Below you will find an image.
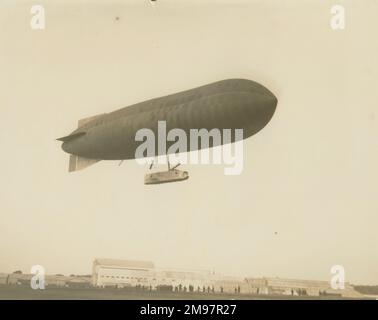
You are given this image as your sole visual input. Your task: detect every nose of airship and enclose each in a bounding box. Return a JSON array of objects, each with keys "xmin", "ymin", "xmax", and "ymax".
[
  {"xmin": 254, "ymin": 87, "xmax": 277, "ymax": 124},
  {"xmin": 256, "ymin": 83, "xmax": 277, "ymax": 109},
  {"xmin": 267, "ymin": 92, "xmax": 278, "ymax": 117},
  {"xmin": 242, "ymin": 83, "xmax": 277, "ymax": 135}
]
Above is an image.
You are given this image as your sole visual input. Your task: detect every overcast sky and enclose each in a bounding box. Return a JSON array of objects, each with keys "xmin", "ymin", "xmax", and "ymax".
[{"xmin": 0, "ymin": 0, "xmax": 377, "ymax": 285}]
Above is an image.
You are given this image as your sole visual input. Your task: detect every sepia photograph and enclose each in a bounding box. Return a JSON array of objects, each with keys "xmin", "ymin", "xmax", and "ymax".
[{"xmin": 0, "ymin": 0, "xmax": 377, "ymax": 311}]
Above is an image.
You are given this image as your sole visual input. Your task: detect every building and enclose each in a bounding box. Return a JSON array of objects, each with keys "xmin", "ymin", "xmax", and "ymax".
[
  {"xmin": 92, "ymin": 258, "xmax": 218, "ymax": 291},
  {"xmin": 3, "ymin": 273, "xmax": 91, "ymax": 288},
  {"xmin": 91, "ymin": 258, "xmax": 364, "ymax": 298},
  {"xmin": 211, "ymin": 275, "xmax": 249, "ymax": 294},
  {"xmin": 92, "ymin": 258, "xmax": 155, "ymax": 288},
  {"xmin": 0, "ymin": 273, "xmax": 9, "ymax": 285},
  {"xmin": 246, "ymin": 277, "xmax": 363, "ymax": 298},
  {"xmin": 92, "ymin": 258, "xmax": 249, "ymax": 294},
  {"xmin": 7, "ymin": 273, "xmax": 32, "ymax": 286}
]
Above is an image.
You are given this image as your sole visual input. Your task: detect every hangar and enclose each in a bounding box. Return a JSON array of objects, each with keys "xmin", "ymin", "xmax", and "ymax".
[{"xmin": 92, "ymin": 258, "xmax": 155, "ymax": 288}]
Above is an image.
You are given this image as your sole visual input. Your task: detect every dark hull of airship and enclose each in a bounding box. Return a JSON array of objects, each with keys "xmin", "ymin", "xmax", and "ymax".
[{"xmin": 60, "ymin": 79, "xmax": 277, "ymax": 160}]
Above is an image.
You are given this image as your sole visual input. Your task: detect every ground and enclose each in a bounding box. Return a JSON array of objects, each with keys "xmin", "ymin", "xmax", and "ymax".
[{"xmin": 0, "ymin": 285, "xmax": 367, "ymax": 300}]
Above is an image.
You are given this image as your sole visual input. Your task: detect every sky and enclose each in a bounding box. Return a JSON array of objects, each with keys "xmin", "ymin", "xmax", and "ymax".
[{"xmin": 0, "ymin": 0, "xmax": 377, "ymax": 285}]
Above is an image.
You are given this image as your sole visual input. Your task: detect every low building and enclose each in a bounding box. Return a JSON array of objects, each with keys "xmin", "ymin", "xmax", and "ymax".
[
  {"xmin": 0, "ymin": 273, "xmax": 9, "ymax": 285},
  {"xmin": 212, "ymin": 275, "xmax": 249, "ymax": 294},
  {"xmin": 45, "ymin": 275, "xmax": 70, "ymax": 287},
  {"xmin": 246, "ymin": 277, "xmax": 363, "ymax": 298},
  {"xmin": 66, "ymin": 276, "xmax": 91, "ymax": 288}
]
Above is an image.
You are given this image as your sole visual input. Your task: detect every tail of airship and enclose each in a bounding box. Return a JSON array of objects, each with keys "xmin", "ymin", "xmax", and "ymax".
[
  {"xmin": 68, "ymin": 154, "xmax": 99, "ymax": 172},
  {"xmin": 58, "ymin": 114, "xmax": 105, "ymax": 172}
]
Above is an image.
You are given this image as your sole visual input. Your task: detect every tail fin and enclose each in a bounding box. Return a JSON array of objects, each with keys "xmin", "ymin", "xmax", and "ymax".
[
  {"xmin": 69, "ymin": 155, "xmax": 100, "ymax": 172},
  {"xmin": 57, "ymin": 131, "xmax": 86, "ymax": 142},
  {"xmin": 78, "ymin": 113, "xmax": 106, "ymax": 127},
  {"xmin": 60, "ymin": 113, "xmax": 105, "ymax": 172},
  {"xmin": 57, "ymin": 114, "xmax": 106, "ymax": 141}
]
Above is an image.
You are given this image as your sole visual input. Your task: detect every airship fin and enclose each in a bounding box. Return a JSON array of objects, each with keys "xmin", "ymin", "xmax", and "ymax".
[
  {"xmin": 69, "ymin": 155, "xmax": 100, "ymax": 172},
  {"xmin": 56, "ymin": 131, "xmax": 86, "ymax": 142},
  {"xmin": 78, "ymin": 113, "xmax": 106, "ymax": 128}
]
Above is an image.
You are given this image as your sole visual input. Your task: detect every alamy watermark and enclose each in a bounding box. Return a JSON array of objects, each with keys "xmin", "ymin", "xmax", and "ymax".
[
  {"xmin": 330, "ymin": 265, "xmax": 345, "ymax": 290},
  {"xmin": 30, "ymin": 265, "xmax": 45, "ymax": 289},
  {"xmin": 330, "ymin": 5, "xmax": 346, "ymax": 30},
  {"xmin": 135, "ymin": 121, "xmax": 244, "ymax": 175},
  {"xmin": 30, "ymin": 5, "xmax": 45, "ymax": 30}
]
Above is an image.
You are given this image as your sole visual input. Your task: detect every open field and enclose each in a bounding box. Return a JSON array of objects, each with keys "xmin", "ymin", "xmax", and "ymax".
[{"xmin": 0, "ymin": 285, "xmax": 369, "ymax": 300}]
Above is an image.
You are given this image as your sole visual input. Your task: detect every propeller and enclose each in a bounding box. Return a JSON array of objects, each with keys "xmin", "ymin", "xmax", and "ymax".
[{"xmin": 149, "ymin": 160, "xmax": 154, "ymax": 170}]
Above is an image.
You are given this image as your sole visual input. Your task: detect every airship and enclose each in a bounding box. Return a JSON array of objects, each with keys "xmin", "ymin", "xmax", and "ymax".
[{"xmin": 57, "ymin": 78, "xmax": 277, "ymax": 184}]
